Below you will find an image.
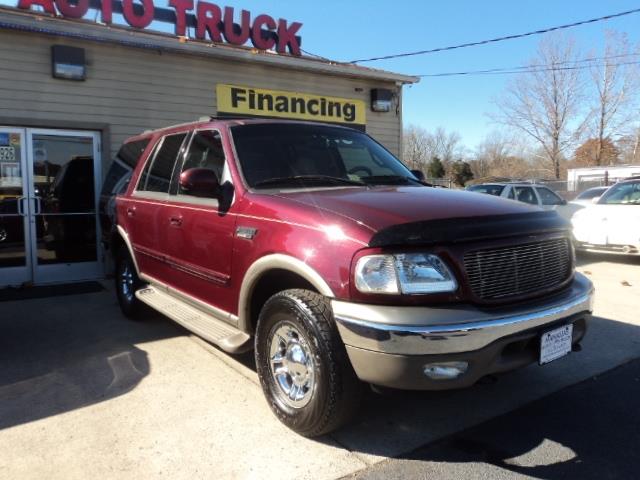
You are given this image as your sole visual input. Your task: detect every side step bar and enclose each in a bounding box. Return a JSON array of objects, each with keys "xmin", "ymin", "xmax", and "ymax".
[{"xmin": 136, "ymin": 286, "xmax": 251, "ymax": 353}]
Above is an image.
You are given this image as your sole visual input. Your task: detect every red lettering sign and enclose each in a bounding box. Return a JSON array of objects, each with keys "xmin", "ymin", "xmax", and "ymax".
[
  {"xmin": 195, "ymin": 1, "xmax": 222, "ymax": 42},
  {"xmin": 169, "ymin": 0, "xmax": 193, "ymax": 36},
  {"xmin": 16, "ymin": 0, "xmax": 303, "ymax": 56},
  {"xmin": 251, "ymin": 14, "xmax": 276, "ymax": 50},
  {"xmin": 17, "ymin": 0, "xmax": 55, "ymax": 15},
  {"xmin": 122, "ymin": 0, "xmax": 154, "ymax": 29},
  {"xmin": 55, "ymin": 0, "xmax": 89, "ymax": 18}
]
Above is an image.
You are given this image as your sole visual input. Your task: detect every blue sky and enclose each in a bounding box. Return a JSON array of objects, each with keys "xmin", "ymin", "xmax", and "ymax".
[{"xmin": 4, "ymin": 0, "xmax": 640, "ymax": 149}]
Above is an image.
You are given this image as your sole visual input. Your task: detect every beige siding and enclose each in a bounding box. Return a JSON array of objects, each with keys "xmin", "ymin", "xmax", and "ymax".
[{"xmin": 0, "ymin": 30, "xmax": 402, "ymax": 172}]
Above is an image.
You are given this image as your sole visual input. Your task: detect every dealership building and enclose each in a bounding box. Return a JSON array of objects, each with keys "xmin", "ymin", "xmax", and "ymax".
[{"xmin": 0, "ymin": 3, "xmax": 417, "ymax": 287}]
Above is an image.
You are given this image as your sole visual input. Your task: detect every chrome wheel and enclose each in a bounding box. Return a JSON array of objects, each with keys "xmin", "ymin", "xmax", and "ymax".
[
  {"xmin": 268, "ymin": 323, "xmax": 316, "ymax": 408},
  {"xmin": 119, "ymin": 261, "xmax": 135, "ymax": 303}
]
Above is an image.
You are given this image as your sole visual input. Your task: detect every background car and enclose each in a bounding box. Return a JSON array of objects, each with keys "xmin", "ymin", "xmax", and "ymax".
[
  {"xmin": 572, "ymin": 179, "xmax": 640, "ymax": 255},
  {"xmin": 467, "ymin": 183, "xmax": 568, "ymax": 211}
]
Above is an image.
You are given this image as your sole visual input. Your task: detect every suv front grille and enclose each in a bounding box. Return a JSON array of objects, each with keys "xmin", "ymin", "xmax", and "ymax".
[{"xmin": 463, "ymin": 237, "xmax": 572, "ymax": 300}]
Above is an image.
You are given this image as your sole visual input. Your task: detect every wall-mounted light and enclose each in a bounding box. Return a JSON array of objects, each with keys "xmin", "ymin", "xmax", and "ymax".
[
  {"xmin": 370, "ymin": 88, "xmax": 393, "ymax": 112},
  {"xmin": 51, "ymin": 45, "xmax": 86, "ymax": 81}
]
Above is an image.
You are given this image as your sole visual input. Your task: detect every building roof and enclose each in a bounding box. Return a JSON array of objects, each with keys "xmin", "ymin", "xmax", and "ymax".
[{"xmin": 0, "ymin": 7, "xmax": 419, "ymax": 85}]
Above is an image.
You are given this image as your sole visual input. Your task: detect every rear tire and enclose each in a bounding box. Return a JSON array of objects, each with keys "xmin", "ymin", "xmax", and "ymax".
[
  {"xmin": 255, "ymin": 289, "xmax": 362, "ymax": 437},
  {"xmin": 115, "ymin": 248, "xmax": 146, "ymax": 320}
]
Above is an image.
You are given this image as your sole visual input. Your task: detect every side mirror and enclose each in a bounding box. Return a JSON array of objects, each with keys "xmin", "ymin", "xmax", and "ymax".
[
  {"xmin": 179, "ymin": 168, "xmax": 220, "ymax": 198},
  {"xmin": 591, "ymin": 196, "xmax": 601, "ymax": 204},
  {"xmin": 559, "ymin": 199, "xmax": 567, "ymax": 205},
  {"xmin": 410, "ymin": 169, "xmax": 426, "ymax": 181}
]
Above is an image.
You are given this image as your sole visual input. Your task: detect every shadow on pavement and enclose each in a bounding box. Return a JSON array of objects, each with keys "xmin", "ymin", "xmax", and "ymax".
[
  {"xmin": 350, "ymin": 357, "xmax": 640, "ymax": 479},
  {"xmin": 325, "ymin": 314, "xmax": 640, "ymax": 479},
  {"xmin": 0, "ymin": 290, "xmax": 182, "ymax": 430}
]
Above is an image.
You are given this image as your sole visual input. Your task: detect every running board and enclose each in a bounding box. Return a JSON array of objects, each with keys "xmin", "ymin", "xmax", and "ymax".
[{"xmin": 135, "ymin": 286, "xmax": 251, "ymax": 353}]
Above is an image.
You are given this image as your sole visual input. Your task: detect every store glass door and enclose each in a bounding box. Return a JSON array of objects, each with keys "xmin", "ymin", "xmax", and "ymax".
[
  {"xmin": 0, "ymin": 128, "xmax": 30, "ymax": 285},
  {"xmin": 0, "ymin": 127, "xmax": 102, "ymax": 286}
]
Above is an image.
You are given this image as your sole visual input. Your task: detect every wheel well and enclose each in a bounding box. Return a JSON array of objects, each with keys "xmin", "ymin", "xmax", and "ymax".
[
  {"xmin": 110, "ymin": 231, "xmax": 127, "ymax": 258},
  {"xmin": 249, "ymin": 269, "xmax": 318, "ymax": 332}
]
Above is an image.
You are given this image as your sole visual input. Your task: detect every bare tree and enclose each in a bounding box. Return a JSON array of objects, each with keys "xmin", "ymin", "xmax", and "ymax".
[
  {"xmin": 402, "ymin": 125, "xmax": 430, "ymax": 170},
  {"xmin": 493, "ymin": 34, "xmax": 584, "ymax": 179},
  {"xmin": 585, "ymin": 32, "xmax": 640, "ymax": 166},
  {"xmin": 472, "ymin": 131, "xmax": 534, "ymax": 179}
]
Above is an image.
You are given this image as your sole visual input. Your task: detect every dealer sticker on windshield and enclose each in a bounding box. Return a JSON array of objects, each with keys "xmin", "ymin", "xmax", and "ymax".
[{"xmin": 540, "ymin": 324, "xmax": 573, "ymax": 365}]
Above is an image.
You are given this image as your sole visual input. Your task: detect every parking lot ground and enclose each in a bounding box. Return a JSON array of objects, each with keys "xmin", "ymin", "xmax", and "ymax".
[
  {"xmin": 0, "ymin": 252, "xmax": 639, "ymax": 480},
  {"xmin": 343, "ymin": 357, "xmax": 640, "ymax": 480}
]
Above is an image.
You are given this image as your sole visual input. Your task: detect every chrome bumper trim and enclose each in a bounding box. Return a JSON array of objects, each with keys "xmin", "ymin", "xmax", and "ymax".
[{"xmin": 333, "ymin": 273, "xmax": 594, "ymax": 355}]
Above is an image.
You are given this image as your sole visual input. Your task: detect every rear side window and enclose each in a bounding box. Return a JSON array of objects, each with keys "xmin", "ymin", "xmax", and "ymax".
[
  {"xmin": 514, "ymin": 186, "xmax": 538, "ymax": 205},
  {"xmin": 138, "ymin": 133, "xmax": 187, "ymax": 193},
  {"xmin": 101, "ymin": 139, "xmax": 150, "ymax": 196},
  {"xmin": 536, "ymin": 187, "xmax": 563, "ymax": 205}
]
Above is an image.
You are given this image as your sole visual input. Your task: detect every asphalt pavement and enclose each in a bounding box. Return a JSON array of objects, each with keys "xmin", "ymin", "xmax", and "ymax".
[
  {"xmin": 343, "ymin": 357, "xmax": 640, "ymax": 479},
  {"xmin": 0, "ymin": 252, "xmax": 638, "ymax": 479}
]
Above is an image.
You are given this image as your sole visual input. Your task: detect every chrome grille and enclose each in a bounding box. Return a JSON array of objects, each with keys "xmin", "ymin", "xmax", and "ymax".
[{"xmin": 464, "ymin": 237, "xmax": 572, "ymax": 300}]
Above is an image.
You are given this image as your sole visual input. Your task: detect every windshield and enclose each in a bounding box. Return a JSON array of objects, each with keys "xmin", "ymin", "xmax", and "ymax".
[
  {"xmin": 230, "ymin": 123, "xmax": 416, "ymax": 189},
  {"xmin": 467, "ymin": 184, "xmax": 505, "ymax": 196},
  {"xmin": 597, "ymin": 181, "xmax": 640, "ymax": 205}
]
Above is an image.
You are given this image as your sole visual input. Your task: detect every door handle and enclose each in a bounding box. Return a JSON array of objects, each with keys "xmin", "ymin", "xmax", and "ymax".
[
  {"xmin": 32, "ymin": 196, "xmax": 42, "ymax": 215},
  {"xmin": 169, "ymin": 216, "xmax": 183, "ymax": 227},
  {"xmin": 16, "ymin": 196, "xmax": 26, "ymax": 216},
  {"xmin": 127, "ymin": 207, "xmax": 136, "ymax": 218}
]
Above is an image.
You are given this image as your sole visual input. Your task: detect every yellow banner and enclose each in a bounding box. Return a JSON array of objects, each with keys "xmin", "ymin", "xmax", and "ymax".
[{"xmin": 216, "ymin": 84, "xmax": 366, "ymax": 126}]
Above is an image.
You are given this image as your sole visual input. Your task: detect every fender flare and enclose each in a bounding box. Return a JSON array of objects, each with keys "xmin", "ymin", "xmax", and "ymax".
[
  {"xmin": 114, "ymin": 225, "xmax": 141, "ymax": 275},
  {"xmin": 237, "ymin": 254, "xmax": 335, "ymax": 332}
]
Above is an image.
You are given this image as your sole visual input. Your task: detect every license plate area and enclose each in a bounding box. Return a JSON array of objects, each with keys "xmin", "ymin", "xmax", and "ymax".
[{"xmin": 539, "ymin": 324, "xmax": 573, "ymax": 365}]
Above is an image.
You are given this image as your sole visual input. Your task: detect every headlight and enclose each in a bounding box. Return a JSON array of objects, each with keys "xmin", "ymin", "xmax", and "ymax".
[{"xmin": 354, "ymin": 253, "xmax": 457, "ymax": 294}]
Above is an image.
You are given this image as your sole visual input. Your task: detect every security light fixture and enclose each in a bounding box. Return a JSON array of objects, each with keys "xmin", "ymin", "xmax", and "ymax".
[
  {"xmin": 370, "ymin": 88, "xmax": 392, "ymax": 112},
  {"xmin": 51, "ymin": 45, "xmax": 86, "ymax": 81}
]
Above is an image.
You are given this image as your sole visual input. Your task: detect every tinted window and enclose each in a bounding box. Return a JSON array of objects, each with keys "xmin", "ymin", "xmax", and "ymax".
[
  {"xmin": 231, "ymin": 124, "xmax": 413, "ymax": 188},
  {"xmin": 467, "ymin": 184, "xmax": 505, "ymax": 196},
  {"xmin": 180, "ymin": 131, "xmax": 225, "ymax": 190},
  {"xmin": 138, "ymin": 134, "xmax": 186, "ymax": 193},
  {"xmin": 598, "ymin": 181, "xmax": 640, "ymax": 205},
  {"xmin": 576, "ymin": 187, "xmax": 607, "ymax": 200},
  {"xmin": 514, "ymin": 186, "xmax": 538, "ymax": 205},
  {"xmin": 536, "ymin": 187, "xmax": 563, "ymax": 205},
  {"xmin": 101, "ymin": 139, "xmax": 150, "ymax": 197}
]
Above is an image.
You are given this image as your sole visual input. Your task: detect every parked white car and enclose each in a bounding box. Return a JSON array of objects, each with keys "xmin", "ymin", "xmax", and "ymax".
[
  {"xmin": 559, "ymin": 186, "xmax": 611, "ymax": 221},
  {"xmin": 467, "ymin": 183, "xmax": 568, "ymax": 210},
  {"xmin": 572, "ymin": 179, "xmax": 640, "ymax": 255}
]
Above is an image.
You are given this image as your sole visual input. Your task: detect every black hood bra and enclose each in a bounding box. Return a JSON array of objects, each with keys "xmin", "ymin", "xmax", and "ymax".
[{"xmin": 369, "ymin": 211, "xmax": 571, "ymax": 248}]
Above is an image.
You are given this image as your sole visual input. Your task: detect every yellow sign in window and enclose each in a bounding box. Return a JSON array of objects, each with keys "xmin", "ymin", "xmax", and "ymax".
[{"xmin": 216, "ymin": 84, "xmax": 366, "ymax": 126}]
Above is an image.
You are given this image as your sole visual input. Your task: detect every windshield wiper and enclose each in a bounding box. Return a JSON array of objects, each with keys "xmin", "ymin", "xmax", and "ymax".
[
  {"xmin": 253, "ymin": 175, "xmax": 366, "ymax": 188},
  {"xmin": 361, "ymin": 175, "xmax": 430, "ymax": 186}
]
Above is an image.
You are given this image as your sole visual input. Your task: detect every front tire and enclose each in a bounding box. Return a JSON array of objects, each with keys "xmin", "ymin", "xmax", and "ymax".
[
  {"xmin": 255, "ymin": 289, "xmax": 362, "ymax": 437},
  {"xmin": 115, "ymin": 248, "xmax": 146, "ymax": 320}
]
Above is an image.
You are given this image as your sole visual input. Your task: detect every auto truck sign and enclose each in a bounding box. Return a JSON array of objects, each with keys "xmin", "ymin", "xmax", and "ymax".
[{"xmin": 17, "ymin": 0, "xmax": 303, "ymax": 55}]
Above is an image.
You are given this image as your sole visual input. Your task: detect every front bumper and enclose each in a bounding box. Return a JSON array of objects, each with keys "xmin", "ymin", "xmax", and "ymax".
[{"xmin": 332, "ymin": 273, "xmax": 594, "ymax": 390}]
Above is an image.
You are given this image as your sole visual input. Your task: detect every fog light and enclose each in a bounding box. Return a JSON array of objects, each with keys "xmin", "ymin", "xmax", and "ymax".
[{"xmin": 423, "ymin": 361, "xmax": 469, "ymax": 380}]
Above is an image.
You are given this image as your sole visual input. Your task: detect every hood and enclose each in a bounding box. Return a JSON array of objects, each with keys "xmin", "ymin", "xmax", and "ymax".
[{"xmin": 276, "ymin": 186, "xmax": 539, "ymax": 231}]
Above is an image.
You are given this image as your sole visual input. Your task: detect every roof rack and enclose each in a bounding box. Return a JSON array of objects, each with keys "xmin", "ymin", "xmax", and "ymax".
[{"xmin": 198, "ymin": 115, "xmax": 255, "ymax": 122}]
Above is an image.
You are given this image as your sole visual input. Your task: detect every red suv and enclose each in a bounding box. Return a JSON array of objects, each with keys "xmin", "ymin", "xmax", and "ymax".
[{"xmin": 102, "ymin": 118, "xmax": 594, "ymax": 437}]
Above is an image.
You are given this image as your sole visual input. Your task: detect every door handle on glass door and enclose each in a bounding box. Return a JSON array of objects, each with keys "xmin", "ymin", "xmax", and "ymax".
[
  {"xmin": 169, "ymin": 216, "xmax": 183, "ymax": 227},
  {"xmin": 16, "ymin": 196, "xmax": 26, "ymax": 216}
]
